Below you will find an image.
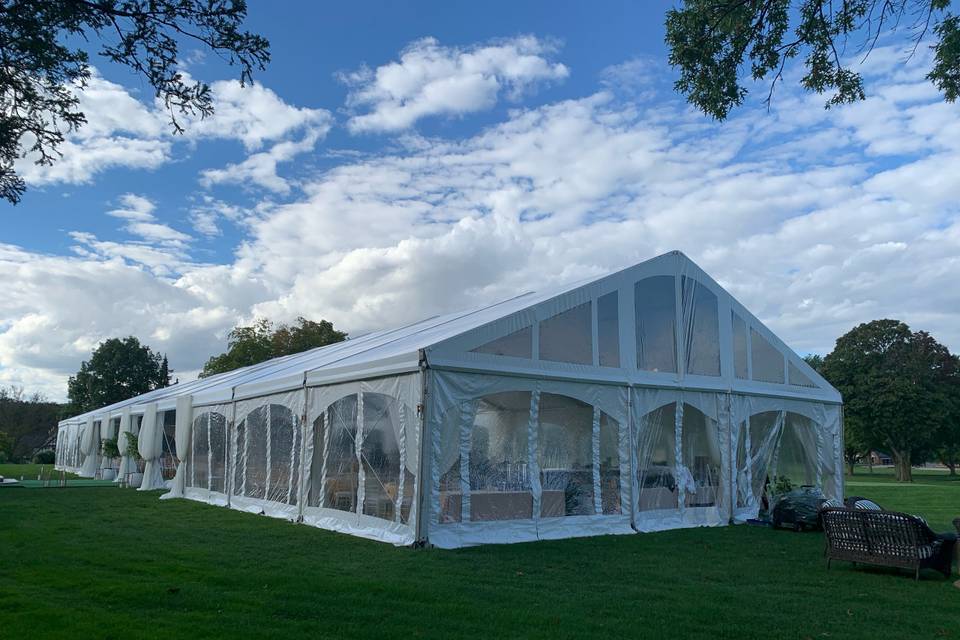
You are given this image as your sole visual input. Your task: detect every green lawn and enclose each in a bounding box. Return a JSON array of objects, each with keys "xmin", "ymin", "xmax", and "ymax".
[
  {"xmin": 0, "ymin": 463, "xmax": 80, "ymax": 481},
  {"xmin": 1, "ymin": 465, "xmax": 958, "ymax": 639},
  {"xmin": 845, "ymin": 466, "xmax": 960, "ymax": 530}
]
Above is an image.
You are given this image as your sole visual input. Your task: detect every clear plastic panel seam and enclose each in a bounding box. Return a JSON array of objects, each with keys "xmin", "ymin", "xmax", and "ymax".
[
  {"xmin": 591, "ymin": 406, "xmax": 601, "ymax": 515},
  {"xmin": 395, "ymin": 404, "xmax": 406, "ymax": 524},
  {"xmin": 297, "ymin": 384, "xmax": 309, "ymax": 520},
  {"xmin": 675, "ymin": 398, "xmax": 685, "ymax": 517},
  {"xmin": 528, "ymin": 389, "xmax": 542, "ymax": 528},
  {"xmin": 458, "ymin": 400, "xmax": 475, "ymax": 523},
  {"xmin": 355, "ymin": 392, "xmax": 365, "ymax": 515}
]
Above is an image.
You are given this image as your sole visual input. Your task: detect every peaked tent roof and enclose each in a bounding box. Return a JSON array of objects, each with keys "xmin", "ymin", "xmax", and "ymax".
[{"xmin": 59, "ymin": 250, "xmax": 839, "ymax": 426}]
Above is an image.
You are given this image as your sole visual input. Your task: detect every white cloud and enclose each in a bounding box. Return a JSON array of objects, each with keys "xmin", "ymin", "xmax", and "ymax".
[
  {"xmin": 189, "ymin": 197, "xmax": 244, "ymax": 237},
  {"xmin": 341, "ymin": 36, "xmax": 569, "ymax": 133},
  {"xmin": 187, "ymin": 78, "xmax": 333, "ymax": 150},
  {"xmin": 99, "ymin": 193, "xmax": 193, "ymax": 250},
  {"xmin": 124, "ymin": 221, "xmax": 192, "ymax": 245},
  {"xmin": 199, "ymin": 128, "xmax": 325, "ymax": 194},
  {"xmin": 15, "ymin": 69, "xmax": 333, "ymax": 189},
  {"xmin": 106, "ymin": 193, "xmax": 157, "ymax": 221},
  {"xmin": 69, "ymin": 232, "xmax": 188, "ymax": 278},
  {"xmin": 16, "ymin": 136, "xmax": 171, "ymax": 187},
  {"xmin": 4, "ymin": 41, "xmax": 960, "ymax": 402},
  {"xmin": 0, "ymin": 243, "xmax": 242, "ymax": 397}
]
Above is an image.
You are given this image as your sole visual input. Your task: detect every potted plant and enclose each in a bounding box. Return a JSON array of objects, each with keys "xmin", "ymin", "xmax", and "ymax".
[
  {"xmin": 770, "ymin": 474, "xmax": 791, "ymax": 495},
  {"xmin": 100, "ymin": 438, "xmax": 120, "ymax": 480},
  {"xmin": 124, "ymin": 432, "xmax": 143, "ymax": 488}
]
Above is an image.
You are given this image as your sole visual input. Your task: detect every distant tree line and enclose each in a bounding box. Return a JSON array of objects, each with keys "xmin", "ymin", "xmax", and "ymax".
[
  {"xmin": 807, "ymin": 319, "xmax": 960, "ymax": 482},
  {"xmin": 0, "ymin": 387, "xmax": 65, "ymax": 463}
]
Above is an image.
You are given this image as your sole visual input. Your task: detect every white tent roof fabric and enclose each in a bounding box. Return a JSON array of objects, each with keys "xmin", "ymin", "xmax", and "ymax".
[{"xmin": 55, "ymin": 251, "xmax": 843, "ymax": 548}]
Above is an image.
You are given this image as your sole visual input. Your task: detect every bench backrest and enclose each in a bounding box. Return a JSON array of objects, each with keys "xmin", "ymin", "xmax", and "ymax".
[{"xmin": 821, "ymin": 508, "xmax": 935, "ymax": 560}]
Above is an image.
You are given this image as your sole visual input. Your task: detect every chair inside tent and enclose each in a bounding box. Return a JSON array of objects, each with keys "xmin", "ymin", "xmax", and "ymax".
[{"xmin": 55, "ymin": 251, "xmax": 843, "ymax": 548}]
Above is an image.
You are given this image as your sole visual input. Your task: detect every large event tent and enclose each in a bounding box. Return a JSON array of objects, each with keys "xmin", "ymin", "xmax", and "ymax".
[{"xmin": 55, "ymin": 251, "xmax": 843, "ymax": 548}]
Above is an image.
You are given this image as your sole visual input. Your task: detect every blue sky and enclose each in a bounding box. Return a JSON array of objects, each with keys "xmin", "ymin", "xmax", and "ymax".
[
  {"xmin": 2, "ymin": 1, "xmax": 958, "ymax": 400},
  {"xmin": 9, "ymin": 0, "xmax": 670, "ymax": 256}
]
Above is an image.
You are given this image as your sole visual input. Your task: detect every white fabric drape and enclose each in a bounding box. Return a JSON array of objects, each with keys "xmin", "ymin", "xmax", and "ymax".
[
  {"xmin": 79, "ymin": 416, "xmax": 100, "ymax": 477},
  {"xmin": 115, "ymin": 407, "xmax": 136, "ymax": 483},
  {"xmin": 138, "ymin": 404, "xmax": 165, "ymax": 490},
  {"xmin": 163, "ymin": 395, "xmax": 193, "ymax": 499}
]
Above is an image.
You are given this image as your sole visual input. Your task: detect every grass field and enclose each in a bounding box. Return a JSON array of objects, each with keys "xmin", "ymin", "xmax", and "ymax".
[
  {"xmin": 0, "ymin": 463, "xmax": 80, "ymax": 481},
  {"xmin": 1, "ymin": 466, "xmax": 958, "ymax": 639}
]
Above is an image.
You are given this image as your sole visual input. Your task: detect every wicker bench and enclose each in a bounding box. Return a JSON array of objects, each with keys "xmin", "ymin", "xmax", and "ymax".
[{"xmin": 820, "ymin": 507, "xmax": 956, "ymax": 580}]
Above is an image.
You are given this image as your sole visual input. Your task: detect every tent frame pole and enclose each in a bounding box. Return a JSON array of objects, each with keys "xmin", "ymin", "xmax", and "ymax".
[{"xmin": 414, "ymin": 350, "xmax": 431, "ymax": 546}]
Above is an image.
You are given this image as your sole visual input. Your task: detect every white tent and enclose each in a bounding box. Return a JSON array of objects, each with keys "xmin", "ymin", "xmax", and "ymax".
[{"xmin": 55, "ymin": 251, "xmax": 842, "ymax": 547}]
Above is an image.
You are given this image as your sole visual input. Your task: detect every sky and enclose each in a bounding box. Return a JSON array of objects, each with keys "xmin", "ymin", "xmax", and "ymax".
[{"xmin": 2, "ymin": 1, "xmax": 958, "ymax": 402}]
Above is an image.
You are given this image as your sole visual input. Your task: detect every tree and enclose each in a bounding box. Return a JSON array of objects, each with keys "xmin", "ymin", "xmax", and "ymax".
[
  {"xmin": 820, "ymin": 319, "xmax": 958, "ymax": 482},
  {"xmin": 934, "ymin": 358, "xmax": 960, "ymax": 474},
  {"xmin": 159, "ymin": 355, "xmax": 172, "ymax": 386},
  {"xmin": 0, "ymin": 429, "xmax": 13, "ymax": 463},
  {"xmin": 1, "ymin": 0, "xmax": 270, "ymax": 204},
  {"xmin": 67, "ymin": 336, "xmax": 171, "ymax": 413},
  {"xmin": 201, "ymin": 317, "xmax": 348, "ymax": 377},
  {"xmin": 0, "ymin": 386, "xmax": 65, "ymax": 462},
  {"xmin": 802, "ymin": 353, "xmax": 824, "ymax": 371},
  {"xmin": 936, "ymin": 425, "xmax": 960, "ymax": 475},
  {"xmin": 665, "ymin": 0, "xmax": 960, "ymax": 120}
]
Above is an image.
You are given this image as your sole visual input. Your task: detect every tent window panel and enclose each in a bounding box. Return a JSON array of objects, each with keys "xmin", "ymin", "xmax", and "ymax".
[
  {"xmin": 161, "ymin": 410, "xmax": 177, "ymax": 480},
  {"xmin": 209, "ymin": 413, "xmax": 228, "ymax": 494},
  {"xmin": 437, "ymin": 403, "xmax": 463, "ymax": 524},
  {"xmin": 538, "ymin": 394, "xmax": 594, "ymax": 518},
  {"xmin": 751, "ymin": 329, "xmax": 785, "ymax": 383},
  {"xmin": 360, "ymin": 393, "xmax": 403, "ymax": 522},
  {"xmin": 399, "ymin": 404, "xmax": 418, "ymax": 525},
  {"xmin": 636, "ymin": 403, "xmax": 678, "ymax": 511},
  {"xmin": 233, "ymin": 420, "xmax": 246, "ymax": 496},
  {"xmin": 681, "ymin": 277, "xmax": 721, "ymax": 376},
  {"xmin": 189, "ymin": 414, "xmax": 210, "ymax": 490},
  {"xmin": 307, "ymin": 413, "xmax": 326, "ymax": 507},
  {"xmin": 469, "ymin": 391, "xmax": 532, "ymax": 522},
  {"xmin": 539, "ymin": 303, "xmax": 593, "ymax": 365},
  {"xmin": 438, "ymin": 459, "xmax": 461, "ymax": 523},
  {"xmin": 599, "ymin": 412, "xmax": 621, "ymax": 515},
  {"xmin": 244, "ymin": 408, "xmax": 269, "ymax": 500},
  {"xmin": 737, "ymin": 412, "xmax": 784, "ymax": 508},
  {"xmin": 776, "ymin": 413, "xmax": 818, "ymax": 489},
  {"xmin": 788, "ymin": 361, "xmax": 817, "ymax": 388},
  {"xmin": 681, "ymin": 405, "xmax": 722, "ymax": 508},
  {"xmin": 597, "ymin": 291, "xmax": 620, "ymax": 368},
  {"xmin": 635, "ymin": 276, "xmax": 677, "ymax": 373},
  {"xmin": 735, "ymin": 424, "xmax": 748, "ymax": 508},
  {"xmin": 400, "ymin": 468, "xmax": 415, "ymax": 523},
  {"xmin": 471, "ymin": 326, "xmax": 533, "ymax": 359},
  {"xmin": 323, "ymin": 395, "xmax": 359, "ymax": 513},
  {"xmin": 732, "ymin": 312, "xmax": 749, "ymax": 379},
  {"xmin": 267, "ymin": 405, "xmax": 298, "ymax": 506}
]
